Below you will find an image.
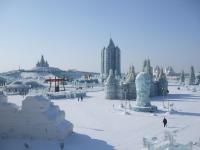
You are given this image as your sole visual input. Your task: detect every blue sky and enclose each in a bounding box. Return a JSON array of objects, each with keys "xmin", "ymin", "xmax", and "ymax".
[{"xmin": 0, "ymin": 0, "xmax": 200, "ymax": 73}]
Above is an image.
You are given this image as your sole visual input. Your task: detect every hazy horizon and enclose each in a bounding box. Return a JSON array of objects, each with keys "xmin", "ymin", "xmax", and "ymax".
[{"xmin": 0, "ymin": 0, "xmax": 200, "ymax": 73}]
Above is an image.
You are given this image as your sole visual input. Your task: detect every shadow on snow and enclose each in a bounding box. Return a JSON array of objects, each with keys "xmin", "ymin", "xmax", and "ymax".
[
  {"xmin": 65, "ymin": 132, "xmax": 114, "ymax": 150},
  {"xmin": 0, "ymin": 132, "xmax": 115, "ymax": 150},
  {"xmin": 152, "ymin": 94, "xmax": 200, "ymax": 102}
]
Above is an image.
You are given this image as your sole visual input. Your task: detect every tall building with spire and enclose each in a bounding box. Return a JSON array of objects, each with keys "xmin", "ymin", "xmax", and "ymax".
[
  {"xmin": 36, "ymin": 55, "xmax": 49, "ymax": 68},
  {"xmin": 101, "ymin": 38, "xmax": 121, "ymax": 79}
]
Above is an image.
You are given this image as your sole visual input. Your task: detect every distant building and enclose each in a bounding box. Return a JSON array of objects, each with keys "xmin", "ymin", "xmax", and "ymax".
[
  {"xmin": 101, "ymin": 38, "xmax": 121, "ymax": 79},
  {"xmin": 165, "ymin": 66, "xmax": 175, "ymax": 76},
  {"xmin": 36, "ymin": 55, "xmax": 49, "ymax": 68},
  {"xmin": 5, "ymin": 81, "xmax": 30, "ymax": 95},
  {"xmin": 0, "ymin": 76, "xmax": 6, "ymax": 86},
  {"xmin": 31, "ymin": 55, "xmax": 61, "ymax": 73}
]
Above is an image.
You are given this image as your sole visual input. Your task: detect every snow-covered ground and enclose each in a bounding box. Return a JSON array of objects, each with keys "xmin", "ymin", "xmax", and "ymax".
[{"xmin": 1, "ymin": 83, "xmax": 200, "ymax": 150}]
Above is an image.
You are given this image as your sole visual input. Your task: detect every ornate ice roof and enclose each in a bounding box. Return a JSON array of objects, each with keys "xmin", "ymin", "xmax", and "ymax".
[
  {"xmin": 125, "ymin": 65, "xmax": 136, "ymax": 83},
  {"xmin": 105, "ymin": 69, "xmax": 118, "ymax": 86}
]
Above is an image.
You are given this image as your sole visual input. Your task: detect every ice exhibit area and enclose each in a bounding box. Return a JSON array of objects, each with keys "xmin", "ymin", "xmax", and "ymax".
[
  {"xmin": 0, "ymin": 93, "xmax": 73, "ymax": 140},
  {"xmin": 1, "ymin": 82, "xmax": 200, "ymax": 150},
  {"xmin": 104, "ymin": 59, "xmax": 168, "ymax": 101}
]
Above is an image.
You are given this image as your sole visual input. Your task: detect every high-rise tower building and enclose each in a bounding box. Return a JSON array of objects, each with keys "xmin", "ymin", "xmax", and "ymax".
[{"xmin": 101, "ymin": 38, "xmax": 121, "ymax": 79}]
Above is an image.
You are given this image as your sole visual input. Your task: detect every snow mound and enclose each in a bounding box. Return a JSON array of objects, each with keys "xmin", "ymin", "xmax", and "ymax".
[{"xmin": 0, "ymin": 94, "xmax": 73, "ymax": 140}]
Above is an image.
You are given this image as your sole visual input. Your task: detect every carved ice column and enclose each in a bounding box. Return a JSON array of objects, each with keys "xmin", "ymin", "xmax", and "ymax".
[
  {"xmin": 124, "ymin": 65, "xmax": 136, "ymax": 100},
  {"xmin": 105, "ymin": 69, "xmax": 118, "ymax": 99},
  {"xmin": 133, "ymin": 72, "xmax": 157, "ymax": 112}
]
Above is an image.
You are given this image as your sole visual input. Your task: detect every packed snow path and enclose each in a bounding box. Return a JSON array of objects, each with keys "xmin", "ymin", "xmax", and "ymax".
[{"xmin": 1, "ymin": 83, "xmax": 200, "ymax": 150}]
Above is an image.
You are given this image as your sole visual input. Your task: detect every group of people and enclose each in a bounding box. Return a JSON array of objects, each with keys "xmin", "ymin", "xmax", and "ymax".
[{"xmin": 78, "ymin": 95, "xmax": 83, "ymax": 102}]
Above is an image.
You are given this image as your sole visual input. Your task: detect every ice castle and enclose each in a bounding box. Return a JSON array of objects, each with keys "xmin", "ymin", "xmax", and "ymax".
[{"xmin": 105, "ymin": 59, "xmax": 168, "ymax": 100}]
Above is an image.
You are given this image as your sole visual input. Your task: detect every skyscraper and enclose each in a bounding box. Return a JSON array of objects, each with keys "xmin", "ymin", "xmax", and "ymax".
[{"xmin": 101, "ymin": 38, "xmax": 121, "ymax": 79}]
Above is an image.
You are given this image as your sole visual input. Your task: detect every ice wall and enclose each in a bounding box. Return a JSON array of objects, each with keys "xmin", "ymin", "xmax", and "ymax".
[{"xmin": 0, "ymin": 94, "xmax": 73, "ymax": 140}]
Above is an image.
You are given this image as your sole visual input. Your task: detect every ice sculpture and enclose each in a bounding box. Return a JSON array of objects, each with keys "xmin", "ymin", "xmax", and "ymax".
[
  {"xmin": 124, "ymin": 65, "xmax": 136, "ymax": 99},
  {"xmin": 189, "ymin": 66, "xmax": 195, "ymax": 85},
  {"xmin": 105, "ymin": 69, "xmax": 120, "ymax": 99},
  {"xmin": 158, "ymin": 68, "xmax": 168, "ymax": 96},
  {"xmin": 104, "ymin": 61, "xmax": 168, "ymax": 100},
  {"xmin": 142, "ymin": 130, "xmax": 193, "ymax": 150},
  {"xmin": 133, "ymin": 72, "xmax": 157, "ymax": 112}
]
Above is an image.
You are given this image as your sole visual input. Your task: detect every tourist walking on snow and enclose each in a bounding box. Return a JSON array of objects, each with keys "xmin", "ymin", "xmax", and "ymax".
[
  {"xmin": 81, "ymin": 95, "xmax": 83, "ymax": 101},
  {"xmin": 163, "ymin": 117, "xmax": 167, "ymax": 127}
]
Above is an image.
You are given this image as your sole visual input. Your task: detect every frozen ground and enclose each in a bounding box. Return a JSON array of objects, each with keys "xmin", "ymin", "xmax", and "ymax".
[{"xmin": 1, "ymin": 83, "xmax": 200, "ymax": 150}]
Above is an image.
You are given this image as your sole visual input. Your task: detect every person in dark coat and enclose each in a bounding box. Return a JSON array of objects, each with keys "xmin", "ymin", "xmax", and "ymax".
[
  {"xmin": 60, "ymin": 142, "xmax": 64, "ymax": 150},
  {"xmin": 81, "ymin": 95, "xmax": 83, "ymax": 101},
  {"xmin": 24, "ymin": 142, "xmax": 29, "ymax": 149},
  {"xmin": 163, "ymin": 117, "xmax": 167, "ymax": 127}
]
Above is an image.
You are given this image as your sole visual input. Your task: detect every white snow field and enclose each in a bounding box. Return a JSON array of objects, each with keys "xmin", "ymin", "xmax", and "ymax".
[{"xmin": 0, "ymin": 83, "xmax": 200, "ymax": 150}]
